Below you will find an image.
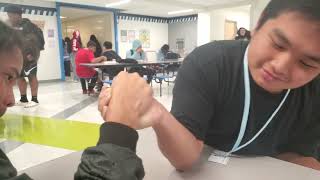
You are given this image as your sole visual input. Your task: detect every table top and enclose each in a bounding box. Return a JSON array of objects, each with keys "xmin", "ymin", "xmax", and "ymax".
[
  {"xmin": 19, "ymin": 146, "xmax": 320, "ymax": 180},
  {"xmin": 168, "ymin": 146, "xmax": 320, "ymax": 180},
  {"xmin": 20, "ymin": 151, "xmax": 82, "ymax": 180},
  {"xmin": 81, "ymin": 59, "xmax": 183, "ymax": 68}
]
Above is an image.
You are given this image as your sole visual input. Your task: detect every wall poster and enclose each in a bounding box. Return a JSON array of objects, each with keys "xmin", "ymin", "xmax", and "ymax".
[
  {"xmin": 139, "ymin": 29, "xmax": 150, "ymax": 48},
  {"xmin": 120, "ymin": 30, "xmax": 127, "ymax": 42},
  {"xmin": 128, "ymin": 30, "xmax": 136, "ymax": 43}
]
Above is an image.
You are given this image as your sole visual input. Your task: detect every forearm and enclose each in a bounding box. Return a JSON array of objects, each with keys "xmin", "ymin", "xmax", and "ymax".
[
  {"xmin": 277, "ymin": 152, "xmax": 320, "ymax": 171},
  {"xmin": 91, "ymin": 56, "xmax": 104, "ymax": 63},
  {"xmin": 152, "ymin": 106, "xmax": 203, "ymax": 171}
]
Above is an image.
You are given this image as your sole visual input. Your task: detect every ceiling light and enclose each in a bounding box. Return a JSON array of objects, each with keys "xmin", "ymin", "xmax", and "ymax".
[
  {"xmin": 60, "ymin": 16, "xmax": 67, "ymax": 19},
  {"xmin": 168, "ymin": 9, "xmax": 194, "ymax": 15},
  {"xmin": 106, "ymin": 0, "xmax": 131, "ymax": 7}
]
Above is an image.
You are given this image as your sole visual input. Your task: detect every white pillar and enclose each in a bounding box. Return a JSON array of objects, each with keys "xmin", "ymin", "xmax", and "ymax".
[
  {"xmin": 250, "ymin": 0, "xmax": 270, "ymax": 30},
  {"xmin": 197, "ymin": 12, "xmax": 211, "ymax": 46},
  {"xmin": 210, "ymin": 9, "xmax": 227, "ymax": 41}
]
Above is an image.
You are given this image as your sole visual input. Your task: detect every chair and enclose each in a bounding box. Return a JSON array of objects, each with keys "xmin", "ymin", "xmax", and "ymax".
[
  {"xmin": 103, "ymin": 79, "xmax": 113, "ymax": 86},
  {"xmin": 153, "ymin": 66, "xmax": 178, "ymax": 97}
]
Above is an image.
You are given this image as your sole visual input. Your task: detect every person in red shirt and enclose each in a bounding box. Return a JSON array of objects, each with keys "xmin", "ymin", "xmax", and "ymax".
[{"xmin": 75, "ymin": 41, "xmax": 106, "ymax": 95}]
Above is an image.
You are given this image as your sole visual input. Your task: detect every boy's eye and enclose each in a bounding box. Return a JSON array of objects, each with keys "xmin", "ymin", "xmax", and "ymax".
[
  {"xmin": 4, "ymin": 74, "xmax": 16, "ymax": 84},
  {"xmin": 300, "ymin": 60, "xmax": 318, "ymax": 69},
  {"xmin": 270, "ymin": 37, "xmax": 286, "ymax": 51},
  {"xmin": 7, "ymin": 75, "xmax": 14, "ymax": 80},
  {"xmin": 271, "ymin": 40, "xmax": 286, "ymax": 51}
]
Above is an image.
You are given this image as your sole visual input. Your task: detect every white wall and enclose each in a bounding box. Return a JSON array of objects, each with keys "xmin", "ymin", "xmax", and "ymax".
[
  {"xmin": 117, "ymin": 20, "xmax": 168, "ymax": 60},
  {"xmin": 169, "ymin": 21, "xmax": 197, "ymax": 56},
  {"xmin": 210, "ymin": 5, "xmax": 251, "ymax": 41},
  {"xmin": 197, "ymin": 12, "xmax": 211, "ymax": 46},
  {"xmin": 0, "ymin": 12, "xmax": 62, "ymax": 81},
  {"xmin": 209, "ymin": 10, "xmax": 225, "ymax": 41},
  {"xmin": 250, "ymin": 0, "xmax": 270, "ymax": 29}
]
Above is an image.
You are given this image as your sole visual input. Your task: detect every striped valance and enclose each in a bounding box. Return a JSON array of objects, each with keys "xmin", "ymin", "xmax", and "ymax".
[
  {"xmin": 168, "ymin": 15, "xmax": 198, "ymax": 24},
  {"xmin": 117, "ymin": 13, "xmax": 168, "ymax": 23},
  {"xmin": 0, "ymin": 3, "xmax": 56, "ymax": 16},
  {"xmin": 118, "ymin": 13, "xmax": 198, "ymax": 24}
]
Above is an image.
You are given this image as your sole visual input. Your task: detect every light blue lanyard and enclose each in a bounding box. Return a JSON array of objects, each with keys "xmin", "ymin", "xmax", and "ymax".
[{"xmin": 229, "ymin": 48, "xmax": 291, "ymax": 154}]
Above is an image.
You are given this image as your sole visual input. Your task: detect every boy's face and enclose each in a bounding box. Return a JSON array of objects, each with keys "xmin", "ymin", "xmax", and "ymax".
[
  {"xmin": 136, "ymin": 47, "xmax": 142, "ymax": 53},
  {"xmin": 239, "ymin": 28, "xmax": 246, "ymax": 36},
  {"xmin": 89, "ymin": 46, "xmax": 96, "ymax": 53},
  {"xmin": 248, "ymin": 12, "xmax": 320, "ymax": 93},
  {"xmin": 0, "ymin": 48, "xmax": 23, "ymax": 117},
  {"xmin": 7, "ymin": 12, "xmax": 22, "ymax": 27}
]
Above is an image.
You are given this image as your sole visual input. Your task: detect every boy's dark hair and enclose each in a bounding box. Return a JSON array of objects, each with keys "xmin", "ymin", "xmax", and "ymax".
[
  {"xmin": 103, "ymin": 41, "xmax": 113, "ymax": 49},
  {"xmin": 161, "ymin": 44, "xmax": 169, "ymax": 52},
  {"xmin": 0, "ymin": 21, "xmax": 23, "ymax": 55},
  {"xmin": 257, "ymin": 0, "xmax": 320, "ymax": 30},
  {"xmin": 4, "ymin": 4, "xmax": 23, "ymax": 15},
  {"xmin": 87, "ymin": 40, "xmax": 97, "ymax": 48}
]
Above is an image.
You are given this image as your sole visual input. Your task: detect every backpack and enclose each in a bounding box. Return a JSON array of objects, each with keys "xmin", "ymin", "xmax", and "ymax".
[
  {"xmin": 165, "ymin": 52, "xmax": 180, "ymax": 59},
  {"xmin": 118, "ymin": 58, "xmax": 138, "ymax": 64}
]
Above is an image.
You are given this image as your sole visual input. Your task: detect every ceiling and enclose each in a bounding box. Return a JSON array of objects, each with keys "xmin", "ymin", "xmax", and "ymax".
[{"xmin": 47, "ymin": 0, "xmax": 252, "ymax": 17}]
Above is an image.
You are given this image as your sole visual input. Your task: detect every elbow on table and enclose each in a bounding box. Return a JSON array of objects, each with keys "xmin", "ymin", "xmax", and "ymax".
[
  {"xmin": 173, "ymin": 162, "xmax": 195, "ymax": 172},
  {"xmin": 171, "ymin": 151, "xmax": 201, "ymax": 171}
]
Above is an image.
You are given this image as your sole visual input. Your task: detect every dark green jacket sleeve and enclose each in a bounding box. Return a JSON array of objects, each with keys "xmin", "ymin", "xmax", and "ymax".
[
  {"xmin": 74, "ymin": 122, "xmax": 145, "ymax": 180},
  {"xmin": 0, "ymin": 149, "xmax": 32, "ymax": 180}
]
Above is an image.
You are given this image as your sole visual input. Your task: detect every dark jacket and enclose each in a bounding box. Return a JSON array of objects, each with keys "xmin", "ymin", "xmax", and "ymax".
[
  {"xmin": 102, "ymin": 50, "xmax": 122, "ymax": 62},
  {"xmin": 0, "ymin": 122, "xmax": 144, "ymax": 180},
  {"xmin": 15, "ymin": 18, "xmax": 44, "ymax": 66},
  {"xmin": 19, "ymin": 18, "xmax": 45, "ymax": 51},
  {"xmin": 101, "ymin": 50, "xmax": 123, "ymax": 79}
]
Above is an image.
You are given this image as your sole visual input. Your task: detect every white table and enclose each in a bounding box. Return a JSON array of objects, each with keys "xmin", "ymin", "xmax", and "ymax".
[
  {"xmin": 169, "ymin": 146, "xmax": 320, "ymax": 180},
  {"xmin": 80, "ymin": 59, "xmax": 184, "ymax": 68},
  {"xmin": 20, "ymin": 146, "xmax": 320, "ymax": 180}
]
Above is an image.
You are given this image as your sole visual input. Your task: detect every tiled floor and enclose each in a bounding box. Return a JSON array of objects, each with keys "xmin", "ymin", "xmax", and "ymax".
[
  {"xmin": 0, "ymin": 80, "xmax": 176, "ymax": 179},
  {"xmin": 7, "ymin": 143, "xmax": 74, "ymax": 171}
]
